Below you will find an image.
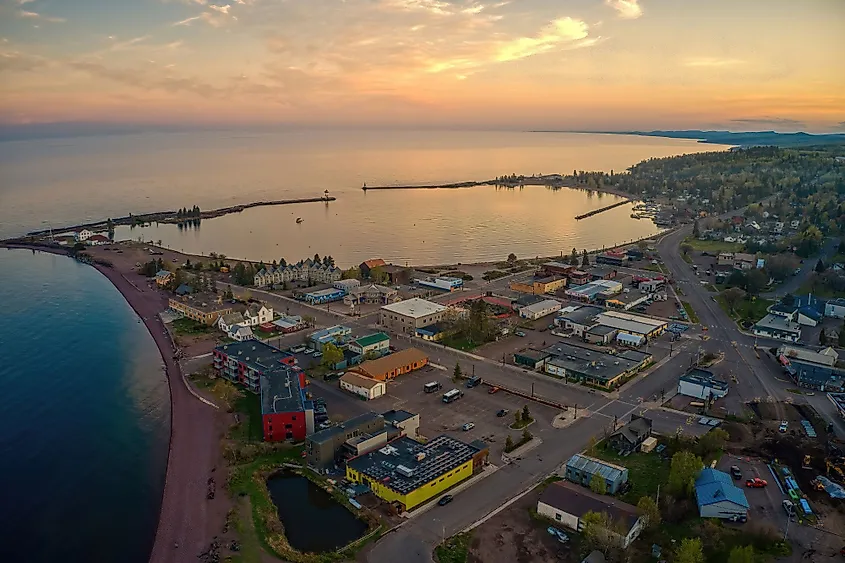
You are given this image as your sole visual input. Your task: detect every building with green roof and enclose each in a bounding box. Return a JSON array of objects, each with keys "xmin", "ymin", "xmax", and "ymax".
[{"xmin": 348, "ymin": 332, "xmax": 390, "ymax": 358}]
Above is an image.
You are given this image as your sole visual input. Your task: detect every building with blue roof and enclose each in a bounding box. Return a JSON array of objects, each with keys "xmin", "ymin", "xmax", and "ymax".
[
  {"xmin": 694, "ymin": 468, "xmax": 749, "ymax": 519},
  {"xmin": 564, "ymin": 454, "xmax": 629, "ymax": 494}
]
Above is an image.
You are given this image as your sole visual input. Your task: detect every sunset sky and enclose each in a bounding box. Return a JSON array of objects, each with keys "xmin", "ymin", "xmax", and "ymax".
[{"xmin": 0, "ymin": 0, "xmax": 843, "ymax": 131}]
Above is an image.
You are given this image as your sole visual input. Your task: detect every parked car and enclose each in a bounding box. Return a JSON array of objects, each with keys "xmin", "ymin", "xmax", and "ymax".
[
  {"xmin": 496, "ymin": 409, "xmax": 509, "ymax": 417},
  {"xmin": 313, "ymin": 351, "xmax": 323, "ymax": 358},
  {"xmin": 546, "ymin": 526, "xmax": 569, "ymax": 543},
  {"xmin": 462, "ymin": 422, "xmax": 475, "ymax": 431},
  {"xmin": 782, "ymin": 499, "xmax": 795, "ymax": 516},
  {"xmin": 730, "ymin": 465, "xmax": 742, "ymax": 480},
  {"xmin": 303, "ymin": 348, "xmax": 315, "ymax": 355},
  {"xmin": 779, "ymin": 421, "xmax": 789, "ymax": 433},
  {"xmin": 515, "ymin": 330, "xmax": 526, "ymax": 337},
  {"xmin": 728, "ymin": 514, "xmax": 748, "ymax": 523},
  {"xmin": 438, "ymin": 495, "xmax": 453, "ymax": 506},
  {"xmin": 488, "ymin": 387, "xmax": 500, "ymax": 394},
  {"xmin": 318, "ymin": 421, "xmax": 332, "ymax": 430}
]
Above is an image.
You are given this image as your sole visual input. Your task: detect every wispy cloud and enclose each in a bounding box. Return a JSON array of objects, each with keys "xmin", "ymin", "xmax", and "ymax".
[
  {"xmin": 17, "ymin": 10, "xmax": 66, "ymax": 23},
  {"xmin": 684, "ymin": 57, "xmax": 745, "ymax": 68},
  {"xmin": 605, "ymin": 0, "xmax": 642, "ymax": 20},
  {"xmin": 208, "ymin": 4, "xmax": 231, "ymax": 14},
  {"xmin": 496, "ymin": 17, "xmax": 595, "ymax": 62},
  {"xmin": 383, "ymin": 0, "xmax": 452, "ymax": 15},
  {"xmin": 173, "ymin": 15, "xmax": 202, "ymax": 26}
]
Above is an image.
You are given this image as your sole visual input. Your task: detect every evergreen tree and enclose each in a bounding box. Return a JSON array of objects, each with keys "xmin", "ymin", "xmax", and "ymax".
[
  {"xmin": 581, "ymin": 250, "xmax": 589, "ymax": 267},
  {"xmin": 453, "ymin": 362, "xmax": 462, "ymax": 380},
  {"xmin": 570, "ymin": 247, "xmax": 579, "ymax": 265},
  {"xmin": 693, "ymin": 219, "xmax": 701, "ymax": 238}
]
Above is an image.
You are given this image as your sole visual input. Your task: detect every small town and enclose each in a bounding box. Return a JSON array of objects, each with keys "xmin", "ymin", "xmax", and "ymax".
[{"xmin": 16, "ymin": 186, "xmax": 845, "ymax": 563}]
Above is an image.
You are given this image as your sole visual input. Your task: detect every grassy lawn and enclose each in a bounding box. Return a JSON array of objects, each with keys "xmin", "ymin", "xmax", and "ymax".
[
  {"xmin": 171, "ymin": 317, "xmax": 212, "ymax": 335},
  {"xmin": 434, "ymin": 531, "xmax": 473, "ymax": 563},
  {"xmin": 642, "ymin": 263, "xmax": 664, "ymax": 273},
  {"xmin": 233, "ymin": 392, "xmax": 264, "ymax": 442},
  {"xmin": 509, "ymin": 416, "xmax": 534, "ymax": 430},
  {"xmin": 716, "ymin": 295, "xmax": 773, "ymax": 324},
  {"xmin": 682, "ymin": 253, "xmax": 693, "ymax": 264},
  {"xmin": 442, "ymin": 333, "xmax": 482, "ymax": 351},
  {"xmin": 589, "ymin": 444, "xmax": 670, "ymax": 505},
  {"xmin": 704, "ymin": 283, "xmax": 718, "ymax": 292},
  {"xmin": 681, "ymin": 301, "xmax": 700, "ymax": 323},
  {"xmin": 482, "ymin": 270, "xmax": 509, "ymax": 281},
  {"xmin": 683, "ymin": 237, "xmax": 744, "ymax": 253}
]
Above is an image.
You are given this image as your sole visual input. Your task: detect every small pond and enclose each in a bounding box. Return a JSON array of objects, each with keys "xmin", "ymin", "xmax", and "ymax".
[{"xmin": 266, "ymin": 472, "xmax": 368, "ymax": 553}]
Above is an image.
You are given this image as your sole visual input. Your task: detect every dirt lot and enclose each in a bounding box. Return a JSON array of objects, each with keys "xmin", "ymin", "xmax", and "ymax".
[{"xmin": 467, "ymin": 485, "xmax": 579, "ymax": 563}]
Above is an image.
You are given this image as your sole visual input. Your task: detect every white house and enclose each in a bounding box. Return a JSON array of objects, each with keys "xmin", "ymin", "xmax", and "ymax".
[
  {"xmin": 537, "ymin": 481, "xmax": 644, "ymax": 549},
  {"xmin": 519, "ymin": 299, "xmax": 562, "ymax": 320},
  {"xmin": 347, "ymin": 333, "xmax": 390, "ymax": 358},
  {"xmin": 74, "ymin": 229, "xmax": 93, "ymax": 242},
  {"xmin": 826, "ymin": 298, "xmax": 845, "ymax": 319},
  {"xmin": 218, "ymin": 312, "xmax": 246, "ymax": 334},
  {"xmin": 678, "ymin": 368, "xmax": 729, "ymax": 400},
  {"xmin": 227, "ymin": 324, "xmax": 255, "ymax": 342},
  {"xmin": 243, "ymin": 304, "xmax": 273, "ymax": 326},
  {"xmin": 87, "ymin": 234, "xmax": 111, "ymax": 246},
  {"xmin": 339, "ymin": 372, "xmax": 386, "ymax": 400},
  {"xmin": 333, "ymin": 279, "xmax": 361, "ymax": 292}
]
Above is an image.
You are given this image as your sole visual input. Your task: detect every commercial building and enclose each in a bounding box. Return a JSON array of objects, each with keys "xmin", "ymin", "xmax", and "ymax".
[
  {"xmin": 333, "ymin": 279, "xmax": 361, "ymax": 292},
  {"xmin": 594, "ymin": 311, "xmax": 666, "ymax": 340},
  {"xmin": 542, "ymin": 342, "xmax": 651, "ymax": 389},
  {"xmin": 567, "ymin": 270, "xmax": 592, "ymax": 286},
  {"xmin": 616, "ymin": 332, "xmax": 646, "ymax": 348},
  {"xmin": 349, "ymin": 348, "xmax": 428, "ymax": 381},
  {"xmin": 678, "ymin": 368, "xmax": 729, "ymax": 400},
  {"xmin": 514, "ymin": 349, "xmax": 552, "ymax": 370},
  {"xmin": 584, "ymin": 325, "xmax": 618, "ymax": 345},
  {"xmin": 777, "ymin": 345, "xmax": 845, "ymax": 391},
  {"xmin": 694, "ymin": 468, "xmax": 749, "ymax": 520},
  {"xmin": 587, "ymin": 266, "xmax": 617, "ymax": 281},
  {"xmin": 359, "ymin": 258, "xmax": 387, "ymax": 279},
  {"xmin": 213, "ymin": 340, "xmax": 297, "ymax": 393},
  {"xmin": 564, "ymin": 454, "xmax": 629, "ymax": 495},
  {"xmin": 382, "ymin": 409, "xmax": 420, "ymax": 438},
  {"xmin": 519, "ymin": 298, "xmax": 562, "ymax": 320},
  {"xmin": 308, "ymin": 325, "xmax": 352, "ymax": 351},
  {"xmin": 753, "ymin": 314, "xmax": 801, "ymax": 343},
  {"xmin": 344, "ymin": 284, "xmax": 400, "ymax": 306},
  {"xmin": 169, "ymin": 295, "xmax": 233, "ymax": 326},
  {"xmin": 345, "ymin": 435, "xmax": 488, "ymax": 512},
  {"xmin": 380, "ymin": 298, "xmax": 447, "ymax": 335},
  {"xmin": 416, "ymin": 276, "xmax": 463, "ymax": 292},
  {"xmin": 340, "ymin": 372, "xmax": 387, "ymax": 400},
  {"xmin": 540, "ymin": 261, "xmax": 575, "ymax": 277},
  {"xmin": 302, "ymin": 287, "xmax": 346, "ymax": 305},
  {"xmin": 513, "ymin": 294, "xmax": 546, "ymax": 310},
  {"xmin": 347, "ymin": 332, "xmax": 390, "ymax": 358},
  {"xmin": 595, "ymin": 251, "xmax": 628, "ymax": 267},
  {"xmin": 555, "ymin": 306, "xmax": 603, "ymax": 336},
  {"xmin": 260, "ymin": 366, "xmax": 314, "ymax": 442},
  {"xmin": 566, "ymin": 280, "xmax": 623, "ymax": 302},
  {"xmin": 602, "ymin": 291, "xmax": 650, "ymax": 311},
  {"xmin": 510, "ymin": 276, "xmax": 566, "ymax": 295},
  {"xmin": 607, "ymin": 415, "xmax": 652, "ymax": 455},
  {"xmin": 306, "ymin": 412, "xmax": 385, "ymax": 469},
  {"xmin": 537, "ymin": 481, "xmax": 644, "ymax": 549}
]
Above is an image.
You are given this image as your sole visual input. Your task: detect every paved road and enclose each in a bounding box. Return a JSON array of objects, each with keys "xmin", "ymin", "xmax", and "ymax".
[{"xmin": 761, "ymin": 236, "xmax": 839, "ymax": 299}]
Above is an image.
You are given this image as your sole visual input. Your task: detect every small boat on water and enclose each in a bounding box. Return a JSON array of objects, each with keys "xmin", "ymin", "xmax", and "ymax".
[{"xmin": 296, "ymin": 217, "xmax": 303, "ymax": 224}]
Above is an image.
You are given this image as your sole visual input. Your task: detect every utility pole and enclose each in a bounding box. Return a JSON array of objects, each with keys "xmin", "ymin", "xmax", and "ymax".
[
  {"xmin": 574, "ymin": 404, "xmax": 578, "ymax": 419},
  {"xmin": 531, "ymin": 382, "xmax": 535, "ymax": 398}
]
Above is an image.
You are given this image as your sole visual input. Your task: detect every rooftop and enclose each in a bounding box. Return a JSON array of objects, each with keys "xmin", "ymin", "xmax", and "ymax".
[
  {"xmin": 565, "ymin": 454, "xmax": 627, "ymax": 483},
  {"xmin": 355, "ymin": 332, "xmax": 390, "ymax": 348},
  {"xmin": 340, "ymin": 372, "xmax": 383, "ymax": 389},
  {"xmin": 539, "ymin": 481, "xmax": 640, "ymax": 530},
  {"xmin": 521, "ymin": 299, "xmax": 562, "ymax": 314},
  {"xmin": 600, "ymin": 310, "xmax": 666, "ymax": 329},
  {"xmin": 417, "ymin": 323, "xmax": 448, "ymax": 336},
  {"xmin": 595, "ymin": 312, "xmax": 666, "ymax": 335},
  {"xmin": 215, "ymin": 340, "xmax": 294, "ymax": 372},
  {"xmin": 542, "ymin": 261, "xmax": 574, "ymax": 270},
  {"xmin": 616, "ymin": 349, "xmax": 652, "ymax": 364},
  {"xmin": 679, "ymin": 367, "xmax": 729, "ymax": 389},
  {"xmin": 557, "ymin": 305, "xmax": 603, "ymax": 325},
  {"xmin": 778, "ymin": 345, "xmax": 838, "ymax": 367},
  {"xmin": 347, "ymin": 435, "xmax": 483, "ymax": 495},
  {"xmin": 513, "ymin": 294, "xmax": 545, "ymax": 307},
  {"xmin": 305, "ymin": 287, "xmax": 345, "ymax": 297},
  {"xmin": 361, "ymin": 259, "xmax": 387, "ymax": 269},
  {"xmin": 309, "ymin": 325, "xmax": 351, "ymax": 340},
  {"xmin": 567, "ymin": 280, "xmax": 623, "ymax": 299},
  {"xmin": 536, "ymin": 275, "xmax": 565, "ymax": 284},
  {"xmin": 695, "ymin": 468, "xmax": 749, "ymax": 509},
  {"xmin": 611, "ymin": 415, "xmax": 652, "ymax": 445},
  {"xmin": 544, "ymin": 342, "xmax": 647, "ymax": 382},
  {"xmin": 587, "ymin": 325, "xmax": 618, "ymax": 336},
  {"xmin": 382, "ymin": 409, "xmax": 417, "ymax": 425},
  {"xmin": 381, "ymin": 298, "xmax": 447, "ymax": 319},
  {"xmin": 516, "ymin": 349, "xmax": 552, "ymax": 362},
  {"xmin": 259, "ymin": 365, "xmax": 306, "ymax": 415},
  {"xmin": 754, "ymin": 313, "xmax": 801, "ymax": 334},
  {"xmin": 309, "ymin": 412, "xmax": 384, "ymax": 445},
  {"xmin": 355, "ymin": 348, "xmax": 428, "ymax": 376}
]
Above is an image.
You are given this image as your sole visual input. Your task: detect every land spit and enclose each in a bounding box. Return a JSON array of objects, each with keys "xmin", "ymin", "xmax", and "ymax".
[{"xmin": 25, "ymin": 196, "xmax": 336, "ymax": 237}]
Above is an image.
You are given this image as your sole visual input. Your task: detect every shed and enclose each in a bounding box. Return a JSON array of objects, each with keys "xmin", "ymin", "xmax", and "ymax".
[{"xmin": 640, "ymin": 437, "xmax": 658, "ymax": 453}]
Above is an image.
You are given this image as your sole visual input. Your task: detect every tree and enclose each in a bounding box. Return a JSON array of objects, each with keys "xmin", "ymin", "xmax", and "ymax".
[
  {"xmin": 675, "ymin": 538, "xmax": 704, "ymax": 563},
  {"xmin": 581, "ymin": 511, "xmax": 624, "ymax": 555},
  {"xmin": 668, "ymin": 451, "xmax": 703, "ymax": 498},
  {"xmin": 693, "ymin": 219, "xmax": 701, "ymax": 238},
  {"xmin": 765, "ymin": 254, "xmax": 798, "ymax": 281},
  {"xmin": 570, "ymin": 247, "xmax": 579, "ymax": 265},
  {"xmin": 721, "ymin": 287, "xmax": 746, "ymax": 313},
  {"xmin": 815, "ymin": 259, "xmax": 826, "ymax": 273},
  {"xmin": 839, "ymin": 320, "xmax": 845, "ymax": 347},
  {"xmin": 313, "ymin": 253, "xmax": 321, "ymax": 264},
  {"xmin": 522, "ymin": 404, "xmax": 531, "ymax": 422},
  {"xmin": 726, "ymin": 269, "xmax": 747, "ymax": 288},
  {"xmin": 224, "ymin": 285, "xmax": 234, "ymax": 300},
  {"xmin": 513, "ymin": 411, "xmax": 521, "ymax": 426},
  {"xmin": 505, "ymin": 435, "xmax": 514, "ymax": 451},
  {"xmin": 590, "ymin": 473, "xmax": 607, "ymax": 495},
  {"xmin": 745, "ymin": 268, "xmax": 768, "ymax": 295},
  {"xmin": 370, "ymin": 266, "xmax": 388, "ymax": 284},
  {"xmin": 820, "ymin": 329, "xmax": 827, "ymax": 345},
  {"xmin": 727, "ymin": 545, "xmax": 755, "ymax": 563},
  {"xmin": 680, "ymin": 243, "xmax": 693, "ymax": 256},
  {"xmin": 342, "ymin": 267, "xmax": 361, "ymax": 280},
  {"xmin": 320, "ymin": 343, "xmax": 344, "ymax": 368},
  {"xmin": 521, "ymin": 428, "xmax": 532, "ymax": 443},
  {"xmin": 696, "ymin": 428, "xmax": 729, "ymax": 458},
  {"xmin": 453, "ymin": 362, "xmax": 462, "ymax": 380},
  {"xmin": 581, "ymin": 250, "xmax": 589, "ymax": 267},
  {"xmin": 507, "ymin": 253, "xmax": 517, "ymax": 264},
  {"xmin": 636, "ymin": 496, "xmax": 660, "ymax": 530}
]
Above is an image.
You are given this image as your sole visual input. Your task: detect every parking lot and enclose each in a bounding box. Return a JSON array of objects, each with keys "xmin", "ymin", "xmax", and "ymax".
[{"xmin": 717, "ymin": 454, "xmax": 789, "ymax": 532}]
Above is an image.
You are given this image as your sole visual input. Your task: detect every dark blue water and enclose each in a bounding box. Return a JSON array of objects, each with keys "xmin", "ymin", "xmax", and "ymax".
[
  {"xmin": 0, "ymin": 249, "xmax": 170, "ymax": 563},
  {"xmin": 266, "ymin": 472, "xmax": 367, "ymax": 553}
]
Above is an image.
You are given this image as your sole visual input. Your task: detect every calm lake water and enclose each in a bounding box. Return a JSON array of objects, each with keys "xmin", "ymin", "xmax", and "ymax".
[
  {"xmin": 0, "ymin": 249, "xmax": 170, "ymax": 563},
  {"xmin": 0, "ymin": 130, "xmax": 728, "ymax": 265},
  {"xmin": 266, "ymin": 472, "xmax": 367, "ymax": 553}
]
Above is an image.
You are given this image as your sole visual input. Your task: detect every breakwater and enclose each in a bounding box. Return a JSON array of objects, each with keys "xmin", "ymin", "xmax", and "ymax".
[
  {"xmin": 574, "ymin": 199, "xmax": 630, "ymax": 220},
  {"xmin": 361, "ymin": 173, "xmax": 587, "ymax": 191},
  {"xmin": 23, "ymin": 196, "xmax": 336, "ymax": 237}
]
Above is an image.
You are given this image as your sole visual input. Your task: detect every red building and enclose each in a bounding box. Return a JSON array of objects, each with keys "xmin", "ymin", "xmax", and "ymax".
[{"xmin": 261, "ymin": 366, "xmax": 314, "ymax": 442}]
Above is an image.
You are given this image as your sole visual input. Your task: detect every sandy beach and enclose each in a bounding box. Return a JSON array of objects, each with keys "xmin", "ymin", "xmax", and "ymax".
[{"xmin": 2, "ymin": 243, "xmax": 230, "ymax": 563}]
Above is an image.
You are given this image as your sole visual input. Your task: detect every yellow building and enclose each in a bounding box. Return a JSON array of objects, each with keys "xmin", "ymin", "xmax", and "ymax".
[
  {"xmin": 168, "ymin": 295, "xmax": 233, "ymax": 326},
  {"xmin": 345, "ymin": 435, "xmax": 488, "ymax": 512},
  {"xmin": 510, "ymin": 276, "xmax": 567, "ymax": 295}
]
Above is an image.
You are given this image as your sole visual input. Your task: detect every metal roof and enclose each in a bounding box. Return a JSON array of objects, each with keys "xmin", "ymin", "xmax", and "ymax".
[
  {"xmin": 354, "ymin": 332, "xmax": 390, "ymax": 348},
  {"xmin": 565, "ymin": 454, "xmax": 627, "ymax": 483},
  {"xmin": 695, "ymin": 468, "xmax": 749, "ymax": 509},
  {"xmin": 381, "ymin": 298, "xmax": 447, "ymax": 318}
]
